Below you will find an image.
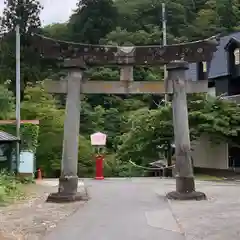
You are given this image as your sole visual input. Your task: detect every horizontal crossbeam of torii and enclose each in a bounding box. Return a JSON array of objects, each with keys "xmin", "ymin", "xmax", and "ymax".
[
  {"xmin": 31, "ymin": 33, "xmax": 219, "ymax": 65},
  {"xmin": 44, "ymin": 79, "xmax": 208, "ymax": 94}
]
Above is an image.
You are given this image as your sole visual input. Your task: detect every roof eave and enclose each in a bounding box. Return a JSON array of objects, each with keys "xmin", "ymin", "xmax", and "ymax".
[{"xmin": 224, "ymin": 37, "xmax": 240, "ymax": 51}]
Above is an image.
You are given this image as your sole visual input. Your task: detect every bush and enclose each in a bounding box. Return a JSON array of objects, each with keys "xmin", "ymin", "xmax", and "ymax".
[
  {"xmin": 18, "ymin": 176, "xmax": 35, "ymax": 184},
  {"xmin": 103, "ymin": 154, "xmax": 120, "ymax": 177},
  {"xmin": 21, "ymin": 83, "xmax": 65, "ymax": 177},
  {"xmin": 116, "ymin": 161, "xmax": 146, "ymax": 177},
  {"xmin": 48, "ymin": 135, "xmax": 94, "ymax": 178},
  {"xmin": 103, "ymin": 154, "xmax": 145, "ymax": 177},
  {"xmin": 78, "ymin": 135, "xmax": 95, "ymax": 177},
  {"xmin": 0, "ymin": 170, "xmax": 24, "ymax": 205}
]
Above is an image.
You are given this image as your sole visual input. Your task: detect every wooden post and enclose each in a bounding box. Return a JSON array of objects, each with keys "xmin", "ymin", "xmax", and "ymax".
[
  {"xmin": 47, "ymin": 60, "xmax": 88, "ymax": 203},
  {"xmin": 166, "ymin": 61, "xmax": 206, "ymax": 200}
]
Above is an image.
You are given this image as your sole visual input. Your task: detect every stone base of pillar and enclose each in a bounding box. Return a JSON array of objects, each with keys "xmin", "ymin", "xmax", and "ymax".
[
  {"xmin": 46, "ymin": 175, "xmax": 89, "ymax": 203},
  {"xmin": 46, "ymin": 191, "xmax": 89, "ymax": 203},
  {"xmin": 166, "ymin": 190, "xmax": 206, "ymax": 200},
  {"xmin": 166, "ymin": 177, "xmax": 206, "ymax": 201}
]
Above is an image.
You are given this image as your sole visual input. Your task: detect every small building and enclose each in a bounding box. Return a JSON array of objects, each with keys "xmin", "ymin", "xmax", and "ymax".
[
  {"xmin": 0, "ymin": 131, "xmax": 20, "ymax": 172},
  {"xmin": 187, "ymin": 31, "xmax": 240, "ymax": 100}
]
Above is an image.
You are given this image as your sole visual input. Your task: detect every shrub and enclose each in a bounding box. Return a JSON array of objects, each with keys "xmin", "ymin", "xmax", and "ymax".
[{"xmin": 0, "ymin": 170, "xmax": 24, "ymax": 205}]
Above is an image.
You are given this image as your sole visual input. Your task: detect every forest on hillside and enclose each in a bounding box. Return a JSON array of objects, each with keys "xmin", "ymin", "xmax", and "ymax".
[{"xmin": 0, "ymin": 0, "xmax": 240, "ymax": 177}]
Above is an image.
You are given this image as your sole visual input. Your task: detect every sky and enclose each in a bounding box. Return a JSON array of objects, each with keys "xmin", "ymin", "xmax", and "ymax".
[{"xmin": 0, "ymin": 0, "xmax": 78, "ymax": 26}]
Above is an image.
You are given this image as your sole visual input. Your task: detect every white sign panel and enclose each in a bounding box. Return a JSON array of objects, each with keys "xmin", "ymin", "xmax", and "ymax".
[
  {"xmin": 18, "ymin": 151, "xmax": 34, "ymax": 174},
  {"xmin": 234, "ymin": 49, "xmax": 240, "ymax": 65},
  {"xmin": 90, "ymin": 132, "xmax": 107, "ymax": 146}
]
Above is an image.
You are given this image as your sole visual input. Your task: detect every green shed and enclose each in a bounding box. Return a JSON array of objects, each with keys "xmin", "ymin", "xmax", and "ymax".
[{"xmin": 0, "ymin": 131, "xmax": 20, "ymax": 171}]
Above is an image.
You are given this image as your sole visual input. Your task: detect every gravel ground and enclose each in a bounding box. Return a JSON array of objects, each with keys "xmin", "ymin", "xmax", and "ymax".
[{"xmin": 0, "ymin": 184, "xmax": 86, "ymax": 240}]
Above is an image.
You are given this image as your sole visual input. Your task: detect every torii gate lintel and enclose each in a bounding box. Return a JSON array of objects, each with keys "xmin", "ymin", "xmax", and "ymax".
[{"xmin": 32, "ymin": 33, "xmax": 218, "ymax": 65}]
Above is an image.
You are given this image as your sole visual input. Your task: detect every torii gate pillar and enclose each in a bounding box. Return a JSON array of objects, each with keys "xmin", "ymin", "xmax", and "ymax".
[
  {"xmin": 166, "ymin": 61, "xmax": 206, "ymax": 200},
  {"xmin": 47, "ymin": 59, "xmax": 88, "ymax": 203}
]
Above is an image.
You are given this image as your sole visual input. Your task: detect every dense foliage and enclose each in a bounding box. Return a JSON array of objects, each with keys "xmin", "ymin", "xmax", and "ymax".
[
  {"xmin": 0, "ymin": 170, "xmax": 27, "ymax": 204},
  {"xmin": 117, "ymin": 94, "xmax": 240, "ymax": 166},
  {"xmin": 0, "ymin": 0, "xmax": 239, "ymax": 177}
]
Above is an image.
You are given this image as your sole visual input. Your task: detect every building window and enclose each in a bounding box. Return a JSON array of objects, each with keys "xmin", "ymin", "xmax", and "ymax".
[{"xmin": 234, "ymin": 48, "xmax": 240, "ymax": 65}]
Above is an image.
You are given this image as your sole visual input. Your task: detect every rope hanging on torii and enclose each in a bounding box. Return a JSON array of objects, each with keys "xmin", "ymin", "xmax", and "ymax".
[{"xmin": 30, "ymin": 33, "xmax": 220, "ymax": 66}]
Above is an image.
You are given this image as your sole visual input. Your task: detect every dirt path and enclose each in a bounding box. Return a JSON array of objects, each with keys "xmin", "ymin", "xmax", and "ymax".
[{"xmin": 0, "ymin": 183, "xmax": 86, "ymax": 240}]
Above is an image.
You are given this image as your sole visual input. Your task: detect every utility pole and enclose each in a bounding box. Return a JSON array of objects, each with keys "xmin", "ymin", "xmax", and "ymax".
[
  {"xmin": 162, "ymin": 2, "xmax": 168, "ymax": 104},
  {"xmin": 16, "ymin": 24, "xmax": 21, "ymax": 171}
]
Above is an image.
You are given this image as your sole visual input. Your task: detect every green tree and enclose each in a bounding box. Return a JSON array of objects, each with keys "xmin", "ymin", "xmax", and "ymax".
[
  {"xmin": 21, "ymin": 83, "xmax": 65, "ymax": 176},
  {"xmin": 216, "ymin": 0, "xmax": 240, "ymax": 33},
  {"xmin": 0, "ymin": 0, "xmax": 45, "ymax": 91},
  {"xmin": 114, "ymin": 0, "xmax": 188, "ymax": 41},
  {"xmin": 193, "ymin": 7, "xmax": 220, "ymax": 39},
  {"xmin": 77, "ymin": 135, "xmax": 94, "ymax": 177},
  {"xmin": 102, "ymin": 26, "xmax": 163, "ymax": 45},
  {"xmin": 1, "ymin": 0, "xmax": 42, "ymax": 33},
  {"xmin": 68, "ymin": 0, "xmax": 118, "ymax": 43},
  {"xmin": 0, "ymin": 83, "xmax": 15, "ymax": 119},
  {"xmin": 43, "ymin": 23, "xmax": 69, "ymax": 40},
  {"xmin": 116, "ymin": 95, "xmax": 240, "ymax": 165}
]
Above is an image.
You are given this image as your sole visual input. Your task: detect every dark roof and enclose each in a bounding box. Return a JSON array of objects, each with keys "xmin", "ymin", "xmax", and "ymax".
[
  {"xmin": 188, "ymin": 31, "xmax": 240, "ymax": 81},
  {"xmin": 224, "ymin": 37, "xmax": 240, "ymax": 51},
  {"xmin": 0, "ymin": 131, "xmax": 20, "ymax": 142}
]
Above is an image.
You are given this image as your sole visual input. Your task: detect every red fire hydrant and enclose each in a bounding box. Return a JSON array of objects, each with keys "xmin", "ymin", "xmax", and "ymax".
[
  {"xmin": 37, "ymin": 168, "xmax": 42, "ymax": 180},
  {"xmin": 95, "ymin": 154, "xmax": 104, "ymax": 180}
]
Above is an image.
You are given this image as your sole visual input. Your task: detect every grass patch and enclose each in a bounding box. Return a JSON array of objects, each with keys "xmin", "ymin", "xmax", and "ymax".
[
  {"xmin": 0, "ymin": 170, "xmax": 30, "ymax": 205},
  {"xmin": 195, "ymin": 174, "xmax": 223, "ymax": 181}
]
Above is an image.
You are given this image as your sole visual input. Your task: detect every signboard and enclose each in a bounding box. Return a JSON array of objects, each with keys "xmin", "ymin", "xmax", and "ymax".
[
  {"xmin": 18, "ymin": 151, "xmax": 34, "ymax": 174},
  {"xmin": 234, "ymin": 49, "xmax": 240, "ymax": 65},
  {"xmin": 90, "ymin": 132, "xmax": 107, "ymax": 146}
]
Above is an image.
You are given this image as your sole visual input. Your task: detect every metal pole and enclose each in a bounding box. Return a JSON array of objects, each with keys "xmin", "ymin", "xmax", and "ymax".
[
  {"xmin": 16, "ymin": 24, "xmax": 21, "ymax": 172},
  {"xmin": 162, "ymin": 3, "xmax": 168, "ymax": 104}
]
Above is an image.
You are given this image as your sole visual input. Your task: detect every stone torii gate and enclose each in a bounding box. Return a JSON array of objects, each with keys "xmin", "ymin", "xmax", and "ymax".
[{"xmin": 31, "ymin": 34, "xmax": 218, "ymax": 202}]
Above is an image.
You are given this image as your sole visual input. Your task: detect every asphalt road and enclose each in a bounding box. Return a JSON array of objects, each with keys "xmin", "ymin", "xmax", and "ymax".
[{"xmin": 44, "ymin": 178, "xmax": 185, "ymax": 240}]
